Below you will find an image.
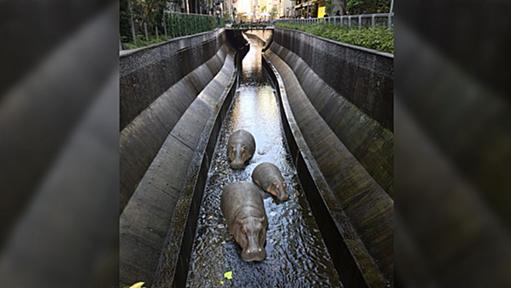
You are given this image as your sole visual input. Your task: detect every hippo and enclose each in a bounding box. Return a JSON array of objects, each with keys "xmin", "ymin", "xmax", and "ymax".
[
  {"xmin": 227, "ymin": 129, "xmax": 256, "ymax": 169},
  {"xmin": 252, "ymin": 162, "xmax": 289, "ymax": 202},
  {"xmin": 221, "ymin": 182, "xmax": 268, "ymax": 262}
]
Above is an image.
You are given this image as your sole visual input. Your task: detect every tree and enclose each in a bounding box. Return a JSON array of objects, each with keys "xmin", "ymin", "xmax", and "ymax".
[
  {"xmin": 121, "ymin": 0, "xmax": 168, "ymax": 38},
  {"xmin": 120, "ymin": 0, "xmax": 134, "ymax": 42},
  {"xmin": 325, "ymin": 0, "xmax": 333, "ymax": 15},
  {"xmin": 270, "ymin": 6, "xmax": 278, "ymax": 19},
  {"xmin": 346, "ymin": 0, "xmax": 389, "ymax": 14},
  {"xmin": 324, "ymin": 0, "xmax": 345, "ymax": 16}
]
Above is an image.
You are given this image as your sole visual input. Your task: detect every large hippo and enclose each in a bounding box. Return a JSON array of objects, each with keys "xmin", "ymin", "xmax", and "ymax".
[
  {"xmin": 221, "ymin": 182, "xmax": 268, "ymax": 262},
  {"xmin": 252, "ymin": 162, "xmax": 289, "ymax": 202},
  {"xmin": 227, "ymin": 129, "xmax": 256, "ymax": 169}
]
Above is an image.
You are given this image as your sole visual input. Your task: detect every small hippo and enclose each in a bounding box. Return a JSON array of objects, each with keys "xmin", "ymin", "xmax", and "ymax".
[
  {"xmin": 227, "ymin": 129, "xmax": 256, "ymax": 169},
  {"xmin": 221, "ymin": 182, "xmax": 268, "ymax": 262},
  {"xmin": 252, "ymin": 162, "xmax": 288, "ymax": 202}
]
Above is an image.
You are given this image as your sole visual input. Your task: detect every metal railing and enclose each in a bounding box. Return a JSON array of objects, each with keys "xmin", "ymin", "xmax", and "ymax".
[
  {"xmin": 274, "ymin": 13, "xmax": 394, "ymax": 28},
  {"xmin": 121, "ymin": 11, "xmax": 223, "ymax": 50}
]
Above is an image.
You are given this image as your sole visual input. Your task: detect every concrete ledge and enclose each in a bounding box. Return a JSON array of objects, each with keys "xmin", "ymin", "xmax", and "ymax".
[
  {"xmin": 263, "ymin": 48, "xmax": 393, "ymax": 286},
  {"xmin": 272, "ymin": 28, "xmax": 393, "ymax": 131},
  {"xmin": 120, "ymin": 44, "xmax": 232, "ymax": 211},
  {"xmin": 119, "ymin": 31, "xmax": 248, "ymax": 287},
  {"xmin": 151, "ymin": 43, "xmax": 249, "ymax": 288},
  {"xmin": 118, "ymin": 32, "xmax": 248, "ymax": 213},
  {"xmin": 263, "ymin": 56, "xmax": 383, "ymax": 287},
  {"xmin": 269, "ymin": 41, "xmax": 393, "ymax": 196},
  {"xmin": 120, "ymin": 30, "xmax": 226, "ymax": 130}
]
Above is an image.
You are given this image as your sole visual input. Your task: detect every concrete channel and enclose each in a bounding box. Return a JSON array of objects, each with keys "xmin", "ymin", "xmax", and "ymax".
[{"xmin": 119, "ymin": 27, "xmax": 393, "ymax": 287}]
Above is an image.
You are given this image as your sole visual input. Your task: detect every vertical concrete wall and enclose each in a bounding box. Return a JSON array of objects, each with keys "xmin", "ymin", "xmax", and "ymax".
[
  {"xmin": 120, "ymin": 30, "xmax": 229, "ymax": 211},
  {"xmin": 264, "ymin": 28, "xmax": 393, "ymax": 286},
  {"xmin": 120, "ymin": 31, "xmax": 225, "ymax": 129},
  {"xmin": 272, "ymin": 28, "xmax": 393, "ymax": 131},
  {"xmin": 119, "ymin": 30, "xmax": 248, "ymax": 286}
]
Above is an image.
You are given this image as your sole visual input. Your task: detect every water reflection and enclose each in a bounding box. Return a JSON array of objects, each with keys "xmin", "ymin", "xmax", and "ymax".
[{"xmin": 186, "ymin": 33, "xmax": 342, "ymax": 288}]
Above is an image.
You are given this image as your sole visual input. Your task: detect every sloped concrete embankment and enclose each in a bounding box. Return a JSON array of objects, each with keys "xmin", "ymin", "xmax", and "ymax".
[
  {"xmin": 263, "ymin": 28, "xmax": 393, "ymax": 287},
  {"xmin": 119, "ymin": 29, "xmax": 248, "ymax": 286}
]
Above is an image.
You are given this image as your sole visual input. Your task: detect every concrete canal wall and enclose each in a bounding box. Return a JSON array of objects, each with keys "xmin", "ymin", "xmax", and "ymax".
[
  {"xmin": 264, "ymin": 28, "xmax": 394, "ymax": 287},
  {"xmin": 119, "ymin": 26, "xmax": 393, "ymax": 287},
  {"xmin": 119, "ymin": 29, "xmax": 248, "ymax": 286}
]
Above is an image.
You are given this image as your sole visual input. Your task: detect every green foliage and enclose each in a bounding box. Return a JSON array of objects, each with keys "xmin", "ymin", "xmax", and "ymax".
[
  {"xmin": 325, "ymin": 0, "xmax": 334, "ymax": 15},
  {"xmin": 120, "ymin": 0, "xmax": 133, "ymax": 42},
  {"xmin": 127, "ymin": 0, "xmax": 167, "ymax": 35},
  {"xmin": 346, "ymin": 0, "xmax": 390, "ymax": 14},
  {"xmin": 123, "ymin": 35, "xmax": 168, "ymax": 50},
  {"xmin": 223, "ymin": 12, "xmax": 232, "ymax": 23},
  {"xmin": 275, "ymin": 22, "xmax": 394, "ymax": 53},
  {"xmin": 122, "ymin": 12, "xmax": 222, "ymax": 50},
  {"xmin": 270, "ymin": 6, "xmax": 278, "ymax": 18},
  {"xmin": 120, "ymin": 0, "xmax": 225, "ymax": 50}
]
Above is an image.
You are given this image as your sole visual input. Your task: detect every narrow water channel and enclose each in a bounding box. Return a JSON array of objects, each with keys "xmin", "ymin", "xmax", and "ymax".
[{"xmin": 185, "ymin": 32, "xmax": 342, "ymax": 288}]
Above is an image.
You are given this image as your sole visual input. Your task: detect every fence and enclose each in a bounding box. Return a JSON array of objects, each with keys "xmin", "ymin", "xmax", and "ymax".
[
  {"xmin": 274, "ymin": 13, "xmax": 394, "ymax": 29},
  {"xmin": 121, "ymin": 11, "xmax": 223, "ymax": 50}
]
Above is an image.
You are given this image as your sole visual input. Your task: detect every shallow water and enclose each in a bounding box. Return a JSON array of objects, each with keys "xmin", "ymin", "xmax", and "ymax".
[{"xmin": 185, "ymin": 33, "xmax": 342, "ymax": 288}]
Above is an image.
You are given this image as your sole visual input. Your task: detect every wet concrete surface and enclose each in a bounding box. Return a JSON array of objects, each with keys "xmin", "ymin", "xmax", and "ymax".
[
  {"xmin": 266, "ymin": 29, "xmax": 393, "ymax": 283},
  {"xmin": 185, "ymin": 33, "xmax": 342, "ymax": 287}
]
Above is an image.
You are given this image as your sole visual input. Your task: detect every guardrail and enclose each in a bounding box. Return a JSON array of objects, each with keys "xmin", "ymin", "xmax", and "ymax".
[
  {"xmin": 274, "ymin": 13, "xmax": 394, "ymax": 28},
  {"xmin": 120, "ymin": 11, "xmax": 223, "ymax": 50}
]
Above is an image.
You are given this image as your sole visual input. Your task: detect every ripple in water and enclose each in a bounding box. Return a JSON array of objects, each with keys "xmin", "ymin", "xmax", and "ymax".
[{"xmin": 186, "ymin": 34, "xmax": 342, "ymax": 288}]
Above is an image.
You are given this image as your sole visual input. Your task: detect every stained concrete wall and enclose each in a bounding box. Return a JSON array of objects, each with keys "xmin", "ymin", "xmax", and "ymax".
[
  {"xmin": 271, "ymin": 28, "xmax": 393, "ymax": 131},
  {"xmin": 264, "ymin": 28, "xmax": 393, "ymax": 286},
  {"xmin": 120, "ymin": 30, "xmax": 233, "ymax": 211},
  {"xmin": 119, "ymin": 29, "xmax": 248, "ymax": 286},
  {"xmin": 120, "ymin": 31, "xmax": 226, "ymax": 129}
]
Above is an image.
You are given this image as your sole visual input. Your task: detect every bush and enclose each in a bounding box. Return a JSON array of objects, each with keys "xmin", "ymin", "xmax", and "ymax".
[
  {"xmin": 346, "ymin": 0, "xmax": 390, "ymax": 14},
  {"xmin": 123, "ymin": 35, "xmax": 168, "ymax": 50},
  {"xmin": 122, "ymin": 13, "xmax": 222, "ymax": 50},
  {"xmin": 275, "ymin": 22, "xmax": 394, "ymax": 53}
]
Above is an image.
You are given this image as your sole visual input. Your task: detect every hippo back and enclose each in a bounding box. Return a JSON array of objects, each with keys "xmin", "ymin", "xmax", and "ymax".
[
  {"xmin": 252, "ymin": 162, "xmax": 283, "ymax": 185},
  {"xmin": 221, "ymin": 182, "xmax": 265, "ymax": 227}
]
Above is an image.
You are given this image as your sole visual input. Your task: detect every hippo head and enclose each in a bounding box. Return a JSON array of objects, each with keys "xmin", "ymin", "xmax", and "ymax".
[
  {"xmin": 229, "ymin": 143, "xmax": 250, "ymax": 169},
  {"xmin": 268, "ymin": 181, "xmax": 288, "ymax": 202},
  {"xmin": 234, "ymin": 216, "xmax": 267, "ymax": 262}
]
